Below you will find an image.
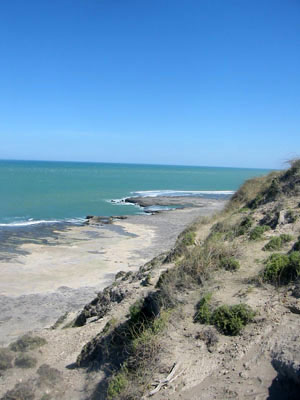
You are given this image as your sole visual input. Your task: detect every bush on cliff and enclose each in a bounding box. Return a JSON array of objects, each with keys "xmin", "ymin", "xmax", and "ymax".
[
  {"xmin": 194, "ymin": 293, "xmax": 213, "ymax": 324},
  {"xmin": 263, "ymin": 234, "xmax": 293, "ymax": 251},
  {"xmin": 249, "ymin": 225, "xmax": 270, "ymax": 241},
  {"xmin": 194, "ymin": 295, "xmax": 255, "ymax": 336},
  {"xmin": 211, "ymin": 304, "xmax": 255, "ymax": 336},
  {"xmin": 263, "ymin": 252, "xmax": 300, "ymax": 284},
  {"xmin": 219, "ymin": 256, "xmax": 240, "ymax": 271}
]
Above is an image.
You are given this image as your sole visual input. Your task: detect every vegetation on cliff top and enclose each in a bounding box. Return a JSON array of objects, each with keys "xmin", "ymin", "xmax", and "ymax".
[{"xmin": 73, "ymin": 159, "xmax": 300, "ymax": 399}]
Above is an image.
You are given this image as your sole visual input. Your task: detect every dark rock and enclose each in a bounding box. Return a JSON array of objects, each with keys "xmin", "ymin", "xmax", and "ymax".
[
  {"xmin": 142, "ymin": 291, "xmax": 161, "ymax": 318},
  {"xmin": 272, "ymin": 345, "xmax": 300, "ymax": 385},
  {"xmin": 292, "ymin": 281, "xmax": 300, "ymax": 298},
  {"xmin": 115, "ymin": 271, "xmax": 127, "ymax": 280},
  {"xmin": 73, "ymin": 287, "xmax": 128, "ymax": 327},
  {"xmin": 85, "ymin": 216, "xmax": 113, "ymax": 225}
]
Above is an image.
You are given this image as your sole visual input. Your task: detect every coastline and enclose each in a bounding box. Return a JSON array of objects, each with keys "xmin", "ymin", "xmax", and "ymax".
[{"xmin": 0, "ymin": 197, "xmax": 226, "ymax": 346}]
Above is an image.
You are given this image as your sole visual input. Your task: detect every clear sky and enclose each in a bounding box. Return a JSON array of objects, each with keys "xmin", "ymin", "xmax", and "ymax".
[{"xmin": 0, "ymin": 0, "xmax": 299, "ymax": 169}]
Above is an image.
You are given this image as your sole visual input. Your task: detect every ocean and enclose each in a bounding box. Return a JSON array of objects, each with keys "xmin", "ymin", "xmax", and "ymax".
[{"xmin": 0, "ymin": 160, "xmax": 271, "ymax": 226}]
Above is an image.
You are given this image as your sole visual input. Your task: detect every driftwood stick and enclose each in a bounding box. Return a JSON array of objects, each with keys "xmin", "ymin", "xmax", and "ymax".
[{"xmin": 148, "ymin": 363, "xmax": 181, "ymax": 396}]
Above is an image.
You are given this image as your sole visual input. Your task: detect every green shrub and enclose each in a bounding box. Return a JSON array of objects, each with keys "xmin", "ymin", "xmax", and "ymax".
[
  {"xmin": 194, "ymin": 293, "xmax": 213, "ymax": 324},
  {"xmin": 286, "ymin": 252, "xmax": 300, "ymax": 282},
  {"xmin": 107, "ymin": 367, "xmax": 129, "ymax": 400},
  {"xmin": 280, "ymin": 234, "xmax": 293, "ymax": 243},
  {"xmin": 14, "ymin": 354, "xmax": 37, "ymax": 369},
  {"xmin": 211, "ymin": 221, "xmax": 231, "ymax": 235},
  {"xmin": 249, "ymin": 225, "xmax": 270, "ymax": 241},
  {"xmin": 263, "ymin": 253, "xmax": 289, "ymax": 283},
  {"xmin": 263, "ymin": 252, "xmax": 300, "ymax": 284},
  {"xmin": 263, "ymin": 234, "xmax": 293, "ymax": 251},
  {"xmin": 128, "ymin": 300, "xmax": 144, "ymax": 322},
  {"xmin": 104, "ymin": 310, "xmax": 170, "ymax": 399},
  {"xmin": 182, "ymin": 230, "xmax": 196, "ymax": 246},
  {"xmin": 220, "ymin": 257, "xmax": 240, "ymax": 271},
  {"xmin": 237, "ymin": 216, "xmax": 253, "ymax": 236},
  {"xmin": 102, "ymin": 318, "xmax": 118, "ymax": 335},
  {"xmin": 211, "ymin": 304, "xmax": 255, "ymax": 336},
  {"xmin": 263, "ymin": 237, "xmax": 282, "ymax": 251},
  {"xmin": 151, "ymin": 310, "xmax": 170, "ymax": 334},
  {"xmin": 9, "ymin": 335, "xmax": 47, "ymax": 352},
  {"xmin": 239, "ymin": 207, "xmax": 250, "ymax": 213}
]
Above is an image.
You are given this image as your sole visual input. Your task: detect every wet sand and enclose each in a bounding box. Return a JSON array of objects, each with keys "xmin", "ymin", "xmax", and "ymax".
[{"xmin": 0, "ymin": 198, "xmax": 226, "ymax": 345}]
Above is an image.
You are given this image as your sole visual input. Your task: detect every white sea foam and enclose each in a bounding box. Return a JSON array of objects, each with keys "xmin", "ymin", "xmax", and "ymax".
[
  {"xmin": 109, "ymin": 189, "xmax": 235, "ymax": 208},
  {"xmin": 131, "ymin": 190, "xmax": 235, "ymax": 197},
  {"xmin": 108, "ymin": 198, "xmax": 133, "ymax": 205},
  {"xmin": 0, "ymin": 217, "xmax": 85, "ymax": 227}
]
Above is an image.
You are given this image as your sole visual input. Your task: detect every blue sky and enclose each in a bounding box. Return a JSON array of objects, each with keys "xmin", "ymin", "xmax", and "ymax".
[{"xmin": 0, "ymin": 0, "xmax": 299, "ymax": 169}]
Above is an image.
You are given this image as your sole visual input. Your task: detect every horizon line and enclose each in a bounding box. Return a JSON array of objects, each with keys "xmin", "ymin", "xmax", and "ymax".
[{"xmin": 0, "ymin": 158, "xmax": 276, "ymax": 171}]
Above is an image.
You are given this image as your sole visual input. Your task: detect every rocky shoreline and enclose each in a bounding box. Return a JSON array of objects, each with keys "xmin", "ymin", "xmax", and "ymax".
[
  {"xmin": 125, "ymin": 195, "xmax": 222, "ymax": 207},
  {"xmin": 0, "ymin": 198, "xmax": 226, "ymax": 347}
]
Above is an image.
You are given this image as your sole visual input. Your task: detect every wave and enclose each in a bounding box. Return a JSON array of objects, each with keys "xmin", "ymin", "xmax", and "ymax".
[
  {"xmin": 0, "ymin": 217, "xmax": 86, "ymax": 227},
  {"xmin": 110, "ymin": 189, "xmax": 235, "ymax": 209},
  {"xmin": 131, "ymin": 190, "xmax": 235, "ymax": 198}
]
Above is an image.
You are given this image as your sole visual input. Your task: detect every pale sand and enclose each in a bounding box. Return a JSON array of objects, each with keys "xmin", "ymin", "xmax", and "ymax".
[
  {"xmin": 0, "ymin": 222, "xmax": 155, "ymax": 297},
  {"xmin": 0, "ymin": 200, "xmax": 226, "ymax": 345}
]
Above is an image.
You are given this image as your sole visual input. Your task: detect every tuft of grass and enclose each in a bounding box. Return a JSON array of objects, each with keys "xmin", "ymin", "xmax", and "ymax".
[
  {"xmin": 249, "ymin": 225, "xmax": 270, "ymax": 241},
  {"xmin": 102, "ymin": 318, "xmax": 118, "ymax": 335},
  {"xmin": 239, "ymin": 207, "xmax": 251, "ymax": 213},
  {"xmin": 194, "ymin": 296, "xmax": 255, "ymax": 336},
  {"xmin": 107, "ymin": 366, "xmax": 129, "ymax": 400},
  {"xmin": 263, "ymin": 252, "xmax": 300, "ymax": 284},
  {"xmin": 128, "ymin": 300, "xmax": 144, "ymax": 322},
  {"xmin": 194, "ymin": 293, "xmax": 213, "ymax": 324},
  {"xmin": 9, "ymin": 335, "xmax": 47, "ymax": 352},
  {"xmin": 219, "ymin": 256, "xmax": 240, "ymax": 271},
  {"xmin": 211, "ymin": 304, "xmax": 255, "ymax": 336},
  {"xmin": 0, "ymin": 348, "xmax": 14, "ymax": 371},
  {"xmin": 263, "ymin": 234, "xmax": 293, "ymax": 251},
  {"xmin": 226, "ymin": 171, "xmax": 280, "ymax": 211},
  {"xmin": 237, "ymin": 216, "xmax": 254, "ymax": 236},
  {"xmin": 181, "ymin": 230, "xmax": 196, "ymax": 246},
  {"xmin": 14, "ymin": 354, "xmax": 37, "ymax": 369},
  {"xmin": 105, "ymin": 309, "xmax": 171, "ymax": 400}
]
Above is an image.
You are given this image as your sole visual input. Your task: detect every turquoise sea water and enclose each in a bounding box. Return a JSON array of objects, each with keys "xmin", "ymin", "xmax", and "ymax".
[{"xmin": 0, "ymin": 160, "xmax": 271, "ymax": 225}]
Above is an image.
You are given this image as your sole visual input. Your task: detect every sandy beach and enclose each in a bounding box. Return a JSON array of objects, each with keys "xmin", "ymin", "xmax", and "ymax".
[{"xmin": 0, "ymin": 198, "xmax": 226, "ymax": 346}]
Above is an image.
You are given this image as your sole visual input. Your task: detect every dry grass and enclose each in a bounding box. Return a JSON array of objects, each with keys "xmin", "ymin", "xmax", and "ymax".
[{"xmin": 226, "ymin": 171, "xmax": 281, "ymax": 211}]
